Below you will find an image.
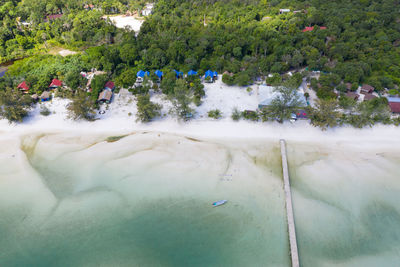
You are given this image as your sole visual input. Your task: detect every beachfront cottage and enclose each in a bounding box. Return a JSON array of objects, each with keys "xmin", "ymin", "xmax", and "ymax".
[
  {"xmin": 258, "ymin": 84, "xmax": 307, "ymax": 109},
  {"xmin": 98, "ymin": 90, "xmax": 113, "ymax": 103},
  {"xmin": 387, "ymin": 97, "xmax": 400, "ymax": 113},
  {"xmin": 49, "ymin": 79, "xmax": 62, "ymax": 89},
  {"xmin": 174, "ymin": 70, "xmax": 183, "ymax": 79},
  {"xmin": 18, "ymin": 81, "xmax": 30, "ymax": 93},
  {"xmin": 40, "ymin": 91, "xmax": 51, "ymax": 102},
  {"xmin": 204, "ymin": 70, "xmax": 218, "ymax": 83},
  {"xmin": 360, "ymin": 84, "xmax": 374, "ymax": 94},
  {"xmin": 155, "ymin": 70, "xmax": 163, "ymax": 81},
  {"xmin": 105, "ymin": 81, "xmax": 115, "ymax": 91},
  {"xmin": 187, "ymin": 70, "xmax": 198, "ymax": 76}
]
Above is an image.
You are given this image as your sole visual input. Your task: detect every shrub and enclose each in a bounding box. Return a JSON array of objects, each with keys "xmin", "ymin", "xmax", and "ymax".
[
  {"xmin": 231, "ymin": 108, "xmax": 241, "ymax": 121},
  {"xmin": 222, "ymin": 73, "xmax": 235, "ymax": 86},
  {"xmin": 208, "ymin": 109, "xmax": 222, "ymax": 119},
  {"xmin": 40, "ymin": 106, "xmax": 51, "ymax": 116}
]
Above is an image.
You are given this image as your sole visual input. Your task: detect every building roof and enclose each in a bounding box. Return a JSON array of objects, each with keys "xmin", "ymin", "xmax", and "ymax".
[
  {"xmin": 205, "ymin": 70, "xmax": 214, "ymax": 78},
  {"xmin": 302, "ymin": 26, "xmax": 327, "ymax": 32},
  {"xmin": 98, "ymin": 90, "xmax": 113, "ymax": 101},
  {"xmin": 363, "ymin": 94, "xmax": 376, "ymax": 101},
  {"xmin": 258, "ymin": 85, "xmax": 307, "ymax": 107},
  {"xmin": 49, "ymin": 78, "xmax": 62, "ymax": 87},
  {"xmin": 361, "ymin": 84, "xmax": 374, "ymax": 93},
  {"xmin": 40, "ymin": 91, "xmax": 51, "ymax": 99},
  {"xmin": 105, "ymin": 81, "xmax": 115, "ymax": 89},
  {"xmin": 388, "ymin": 97, "xmax": 400, "ymax": 113},
  {"xmin": 345, "ymin": 91, "xmax": 359, "ymax": 100},
  {"xmin": 137, "ymin": 70, "xmax": 149, "ymax": 78},
  {"xmin": 18, "ymin": 81, "xmax": 30, "ymax": 91},
  {"xmin": 155, "ymin": 70, "xmax": 163, "ymax": 78},
  {"xmin": 345, "ymin": 83, "xmax": 352, "ymax": 90},
  {"xmin": 188, "ymin": 70, "xmax": 198, "ymax": 76},
  {"xmin": 174, "ymin": 69, "xmax": 183, "ymax": 78}
]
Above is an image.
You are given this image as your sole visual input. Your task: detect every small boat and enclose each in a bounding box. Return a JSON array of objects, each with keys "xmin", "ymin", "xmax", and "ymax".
[{"xmin": 212, "ymin": 200, "xmax": 227, "ymax": 207}]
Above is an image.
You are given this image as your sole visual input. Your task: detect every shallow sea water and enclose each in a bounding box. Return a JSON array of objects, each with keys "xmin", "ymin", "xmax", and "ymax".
[
  {"xmin": 0, "ymin": 132, "xmax": 289, "ymax": 267},
  {"xmin": 1, "ymin": 132, "xmax": 399, "ymax": 266},
  {"xmin": 287, "ymin": 141, "xmax": 400, "ymax": 267}
]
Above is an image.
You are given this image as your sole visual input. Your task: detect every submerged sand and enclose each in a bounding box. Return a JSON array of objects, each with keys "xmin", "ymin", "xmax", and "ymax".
[
  {"xmin": 0, "ymin": 127, "xmax": 399, "ymax": 266},
  {"xmin": 0, "ymin": 131, "xmax": 289, "ymax": 266}
]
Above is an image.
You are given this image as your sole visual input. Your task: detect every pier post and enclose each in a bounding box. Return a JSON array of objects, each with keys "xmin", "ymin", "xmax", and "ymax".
[{"xmin": 280, "ymin": 139, "xmax": 300, "ymax": 267}]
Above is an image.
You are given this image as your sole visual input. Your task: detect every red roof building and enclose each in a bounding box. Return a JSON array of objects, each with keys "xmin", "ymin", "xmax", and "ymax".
[
  {"xmin": 17, "ymin": 81, "xmax": 30, "ymax": 91},
  {"xmin": 302, "ymin": 26, "xmax": 327, "ymax": 32},
  {"xmin": 105, "ymin": 81, "xmax": 115, "ymax": 90},
  {"xmin": 49, "ymin": 79, "xmax": 62, "ymax": 88},
  {"xmin": 360, "ymin": 84, "xmax": 374, "ymax": 94},
  {"xmin": 388, "ymin": 97, "xmax": 400, "ymax": 113}
]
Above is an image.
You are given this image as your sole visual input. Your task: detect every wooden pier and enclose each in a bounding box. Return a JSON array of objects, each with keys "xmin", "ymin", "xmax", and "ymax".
[{"xmin": 280, "ymin": 139, "xmax": 300, "ymax": 267}]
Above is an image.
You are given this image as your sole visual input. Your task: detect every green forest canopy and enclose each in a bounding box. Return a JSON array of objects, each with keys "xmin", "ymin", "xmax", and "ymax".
[{"xmin": 1, "ymin": 0, "xmax": 400, "ymax": 92}]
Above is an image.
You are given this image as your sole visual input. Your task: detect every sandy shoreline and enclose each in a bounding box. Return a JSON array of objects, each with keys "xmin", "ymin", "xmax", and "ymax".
[{"xmin": 2, "ymin": 116, "xmax": 400, "ymax": 146}]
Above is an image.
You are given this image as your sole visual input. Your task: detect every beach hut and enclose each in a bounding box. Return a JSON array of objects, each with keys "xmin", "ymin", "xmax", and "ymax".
[
  {"xmin": 136, "ymin": 70, "xmax": 149, "ymax": 84},
  {"xmin": 40, "ymin": 91, "xmax": 51, "ymax": 102},
  {"xmin": 204, "ymin": 70, "xmax": 214, "ymax": 83},
  {"xmin": 18, "ymin": 81, "xmax": 30, "ymax": 93},
  {"xmin": 137, "ymin": 70, "xmax": 150, "ymax": 78},
  {"xmin": 155, "ymin": 70, "xmax": 163, "ymax": 80},
  {"xmin": 49, "ymin": 78, "xmax": 62, "ymax": 89},
  {"xmin": 105, "ymin": 81, "xmax": 115, "ymax": 91},
  {"xmin": 188, "ymin": 70, "xmax": 198, "ymax": 76},
  {"xmin": 173, "ymin": 70, "xmax": 183, "ymax": 79},
  {"xmin": 98, "ymin": 90, "xmax": 113, "ymax": 103}
]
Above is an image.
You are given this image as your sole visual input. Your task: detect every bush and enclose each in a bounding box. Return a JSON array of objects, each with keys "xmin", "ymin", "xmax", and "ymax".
[
  {"xmin": 136, "ymin": 94, "xmax": 162, "ymax": 122},
  {"xmin": 241, "ymin": 110, "xmax": 259, "ymax": 121},
  {"xmin": 222, "ymin": 73, "xmax": 235, "ymax": 86},
  {"xmin": 208, "ymin": 109, "xmax": 222, "ymax": 119},
  {"xmin": 40, "ymin": 106, "xmax": 51, "ymax": 116},
  {"xmin": 231, "ymin": 108, "xmax": 241, "ymax": 121}
]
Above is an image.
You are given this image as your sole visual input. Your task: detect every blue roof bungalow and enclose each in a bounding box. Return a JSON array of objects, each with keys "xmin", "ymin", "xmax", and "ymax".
[
  {"xmin": 173, "ymin": 69, "xmax": 183, "ymax": 79},
  {"xmin": 205, "ymin": 70, "xmax": 218, "ymax": 82},
  {"xmin": 136, "ymin": 70, "xmax": 149, "ymax": 84},
  {"xmin": 154, "ymin": 70, "xmax": 163, "ymax": 81},
  {"xmin": 187, "ymin": 70, "xmax": 198, "ymax": 76},
  {"xmin": 137, "ymin": 70, "xmax": 150, "ymax": 78},
  {"xmin": 213, "ymin": 71, "xmax": 218, "ymax": 80}
]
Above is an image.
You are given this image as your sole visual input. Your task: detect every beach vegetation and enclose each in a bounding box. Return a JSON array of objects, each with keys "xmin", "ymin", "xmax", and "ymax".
[
  {"xmin": 208, "ymin": 109, "xmax": 222, "ymax": 119},
  {"xmin": 66, "ymin": 91, "xmax": 96, "ymax": 121},
  {"xmin": 231, "ymin": 108, "xmax": 241, "ymax": 121},
  {"xmin": 309, "ymin": 99, "xmax": 341, "ymax": 130},
  {"xmin": 136, "ymin": 94, "xmax": 161, "ymax": 122},
  {"xmin": 264, "ymin": 85, "xmax": 303, "ymax": 123},
  {"xmin": 0, "ymin": 87, "xmax": 34, "ymax": 123}
]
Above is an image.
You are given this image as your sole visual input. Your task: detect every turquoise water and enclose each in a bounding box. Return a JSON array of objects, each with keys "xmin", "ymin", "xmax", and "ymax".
[
  {"xmin": 287, "ymin": 142, "xmax": 400, "ymax": 266},
  {"xmin": 1, "ymin": 132, "xmax": 400, "ymax": 266},
  {"xmin": 0, "ymin": 132, "xmax": 290, "ymax": 266}
]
